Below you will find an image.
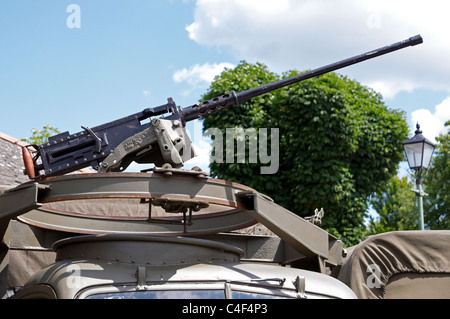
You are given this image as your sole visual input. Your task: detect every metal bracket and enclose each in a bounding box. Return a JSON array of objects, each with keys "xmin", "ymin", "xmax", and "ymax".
[
  {"xmin": 235, "ymin": 190, "xmax": 344, "ymax": 272},
  {"xmin": 98, "ymin": 127, "xmax": 157, "ymax": 172},
  {"xmin": 0, "ymin": 183, "xmax": 50, "ymax": 239},
  {"xmin": 149, "ymin": 164, "xmax": 209, "ymax": 178},
  {"xmin": 98, "ymin": 118, "xmax": 196, "ymax": 173},
  {"xmin": 224, "ymin": 282, "xmax": 232, "ymax": 299},
  {"xmin": 411, "ymin": 188, "xmax": 429, "ymax": 197},
  {"xmin": 151, "ymin": 118, "xmax": 191, "ymax": 167},
  {"xmin": 136, "ymin": 266, "xmax": 148, "ymax": 291},
  {"xmin": 295, "ymin": 276, "xmax": 307, "ymax": 299},
  {"xmin": 143, "ymin": 198, "xmax": 209, "ymax": 233}
]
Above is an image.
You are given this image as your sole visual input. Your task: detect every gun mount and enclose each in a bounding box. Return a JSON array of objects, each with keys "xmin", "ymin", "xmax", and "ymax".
[{"xmin": 21, "ymin": 35, "xmax": 423, "ymax": 179}]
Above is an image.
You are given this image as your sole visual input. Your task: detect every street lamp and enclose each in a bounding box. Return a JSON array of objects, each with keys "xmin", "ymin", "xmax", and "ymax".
[{"xmin": 402, "ymin": 123, "xmax": 436, "ymax": 230}]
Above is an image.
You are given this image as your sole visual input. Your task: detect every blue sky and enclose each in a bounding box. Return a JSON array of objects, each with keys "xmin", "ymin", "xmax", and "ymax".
[{"xmin": 1, "ymin": 0, "xmax": 449, "ymax": 174}]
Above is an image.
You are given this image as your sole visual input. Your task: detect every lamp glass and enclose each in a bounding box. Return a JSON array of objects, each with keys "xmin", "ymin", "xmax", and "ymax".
[
  {"xmin": 404, "ymin": 142, "xmax": 424, "ymax": 170},
  {"xmin": 421, "ymin": 142, "xmax": 435, "ymax": 169}
]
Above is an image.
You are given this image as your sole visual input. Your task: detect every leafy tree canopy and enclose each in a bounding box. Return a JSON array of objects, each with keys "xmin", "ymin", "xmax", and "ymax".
[
  {"xmin": 202, "ymin": 61, "xmax": 408, "ymax": 246},
  {"xmin": 21, "ymin": 125, "xmax": 60, "ymax": 145},
  {"xmin": 366, "ymin": 175, "xmax": 418, "ymax": 234},
  {"xmin": 423, "ymin": 120, "xmax": 450, "ymax": 229}
]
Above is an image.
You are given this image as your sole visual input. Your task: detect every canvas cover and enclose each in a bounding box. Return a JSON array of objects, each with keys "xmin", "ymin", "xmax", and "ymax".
[
  {"xmin": 337, "ymin": 230, "xmax": 450, "ymax": 299},
  {"xmin": 7, "ymin": 250, "xmax": 56, "ymax": 289}
]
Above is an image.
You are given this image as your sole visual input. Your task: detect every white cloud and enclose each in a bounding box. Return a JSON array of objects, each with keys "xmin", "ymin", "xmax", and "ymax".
[
  {"xmin": 411, "ymin": 96, "xmax": 450, "ymax": 143},
  {"xmin": 365, "ymin": 80, "xmax": 417, "ymax": 100},
  {"xmin": 173, "ymin": 62, "xmax": 235, "ymax": 87},
  {"xmin": 186, "ymin": 0, "xmax": 450, "ymax": 98}
]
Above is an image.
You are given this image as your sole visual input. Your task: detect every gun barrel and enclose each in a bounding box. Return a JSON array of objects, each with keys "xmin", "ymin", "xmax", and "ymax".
[{"xmin": 182, "ymin": 35, "xmax": 423, "ymax": 121}]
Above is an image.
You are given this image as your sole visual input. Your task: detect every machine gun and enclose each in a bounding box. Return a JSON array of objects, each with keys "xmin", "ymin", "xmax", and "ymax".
[{"xmin": 22, "ymin": 35, "xmax": 423, "ymax": 179}]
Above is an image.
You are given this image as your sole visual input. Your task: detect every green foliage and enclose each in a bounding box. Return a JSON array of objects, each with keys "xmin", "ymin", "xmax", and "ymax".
[
  {"xmin": 21, "ymin": 125, "xmax": 60, "ymax": 145},
  {"xmin": 423, "ymin": 121, "xmax": 450, "ymax": 229},
  {"xmin": 203, "ymin": 61, "xmax": 279, "ymax": 129},
  {"xmin": 202, "ymin": 61, "xmax": 409, "ymax": 246},
  {"xmin": 203, "ymin": 61, "xmax": 280, "ymax": 191},
  {"xmin": 366, "ymin": 175, "xmax": 418, "ymax": 234}
]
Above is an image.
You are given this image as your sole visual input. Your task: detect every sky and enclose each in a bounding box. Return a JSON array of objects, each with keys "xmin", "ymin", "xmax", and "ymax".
[{"xmin": 1, "ymin": 0, "xmax": 449, "ymax": 175}]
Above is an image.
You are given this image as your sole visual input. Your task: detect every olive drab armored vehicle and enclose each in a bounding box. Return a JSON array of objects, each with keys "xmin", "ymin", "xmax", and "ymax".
[{"xmin": 1, "ymin": 35, "xmax": 449, "ymax": 300}]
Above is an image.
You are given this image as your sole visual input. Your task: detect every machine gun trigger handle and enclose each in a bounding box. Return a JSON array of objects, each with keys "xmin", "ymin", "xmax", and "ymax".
[
  {"xmin": 22, "ymin": 145, "xmax": 36, "ymax": 179},
  {"xmin": 81, "ymin": 126, "xmax": 103, "ymax": 153}
]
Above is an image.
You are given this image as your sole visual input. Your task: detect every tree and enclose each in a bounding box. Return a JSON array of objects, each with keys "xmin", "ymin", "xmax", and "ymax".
[
  {"xmin": 202, "ymin": 61, "xmax": 409, "ymax": 246},
  {"xmin": 366, "ymin": 175, "xmax": 418, "ymax": 234},
  {"xmin": 21, "ymin": 125, "xmax": 60, "ymax": 145},
  {"xmin": 423, "ymin": 121, "xmax": 450, "ymax": 229}
]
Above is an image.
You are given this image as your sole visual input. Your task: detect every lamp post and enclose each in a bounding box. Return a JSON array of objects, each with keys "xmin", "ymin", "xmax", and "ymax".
[{"xmin": 402, "ymin": 123, "xmax": 436, "ymax": 230}]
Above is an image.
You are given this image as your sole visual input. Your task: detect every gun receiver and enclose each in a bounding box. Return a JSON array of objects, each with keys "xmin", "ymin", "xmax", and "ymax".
[{"xmin": 22, "ymin": 35, "xmax": 423, "ymax": 179}]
